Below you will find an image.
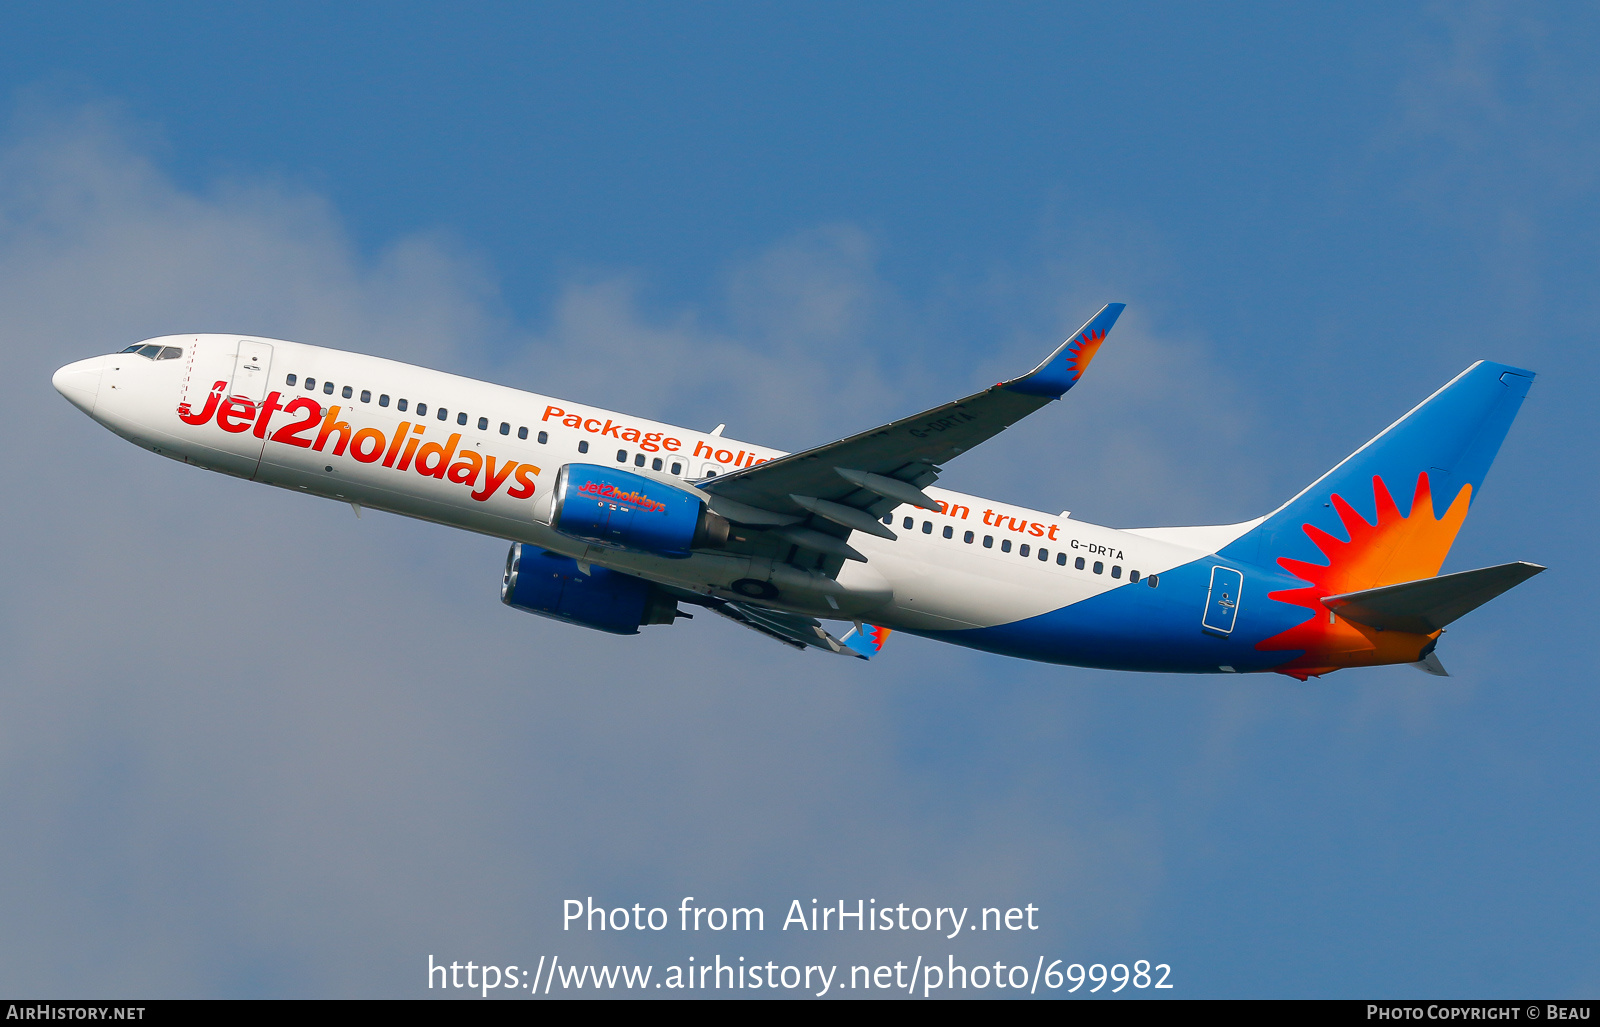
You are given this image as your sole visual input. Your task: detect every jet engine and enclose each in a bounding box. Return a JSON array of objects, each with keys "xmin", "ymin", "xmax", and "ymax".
[
  {"xmin": 548, "ymin": 463, "xmax": 729, "ymax": 557},
  {"xmin": 500, "ymin": 543, "xmax": 680, "ymax": 635}
]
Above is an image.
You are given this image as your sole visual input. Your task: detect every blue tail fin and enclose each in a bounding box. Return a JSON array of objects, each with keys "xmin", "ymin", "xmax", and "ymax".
[{"xmin": 1220, "ymin": 361, "xmax": 1534, "ymax": 580}]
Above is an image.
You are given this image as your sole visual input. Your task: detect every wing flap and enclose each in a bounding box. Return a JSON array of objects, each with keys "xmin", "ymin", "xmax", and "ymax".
[
  {"xmin": 1322, "ymin": 561, "xmax": 1545, "ymax": 634},
  {"xmin": 702, "ymin": 598, "xmax": 866, "ymax": 658}
]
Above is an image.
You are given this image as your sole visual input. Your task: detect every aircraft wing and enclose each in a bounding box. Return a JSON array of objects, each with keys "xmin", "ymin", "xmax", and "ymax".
[
  {"xmin": 699, "ymin": 597, "xmax": 867, "ymax": 658},
  {"xmin": 697, "ymin": 303, "xmax": 1124, "ymax": 534}
]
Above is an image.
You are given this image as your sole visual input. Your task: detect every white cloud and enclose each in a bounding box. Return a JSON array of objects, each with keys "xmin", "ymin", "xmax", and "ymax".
[{"xmin": 0, "ymin": 105, "xmax": 1204, "ymax": 995}]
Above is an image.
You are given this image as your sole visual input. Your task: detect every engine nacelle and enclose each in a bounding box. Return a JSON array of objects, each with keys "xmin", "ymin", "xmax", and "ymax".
[
  {"xmin": 550, "ymin": 463, "xmax": 728, "ymax": 557},
  {"xmin": 501, "ymin": 544, "xmax": 679, "ymax": 635}
]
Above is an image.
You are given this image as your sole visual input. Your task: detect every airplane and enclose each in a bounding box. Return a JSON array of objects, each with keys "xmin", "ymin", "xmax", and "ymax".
[{"xmin": 51, "ymin": 304, "xmax": 1543, "ymax": 678}]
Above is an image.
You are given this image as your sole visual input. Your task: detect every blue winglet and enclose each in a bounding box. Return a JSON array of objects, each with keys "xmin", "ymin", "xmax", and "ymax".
[
  {"xmin": 841, "ymin": 623, "xmax": 891, "ymax": 659},
  {"xmin": 1004, "ymin": 303, "xmax": 1125, "ymax": 399}
]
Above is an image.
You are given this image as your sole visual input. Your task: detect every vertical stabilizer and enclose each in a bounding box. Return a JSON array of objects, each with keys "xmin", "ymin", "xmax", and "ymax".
[
  {"xmin": 1217, "ymin": 360, "xmax": 1535, "ymax": 679},
  {"xmin": 1221, "ymin": 360, "xmax": 1534, "ymax": 585}
]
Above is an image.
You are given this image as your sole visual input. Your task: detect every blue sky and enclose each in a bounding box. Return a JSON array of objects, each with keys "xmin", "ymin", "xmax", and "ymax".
[{"xmin": 0, "ymin": 2, "xmax": 1595, "ymax": 998}]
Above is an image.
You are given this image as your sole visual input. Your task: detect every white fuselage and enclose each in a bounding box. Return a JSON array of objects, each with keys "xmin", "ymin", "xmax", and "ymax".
[{"xmin": 56, "ymin": 335, "xmax": 1231, "ymax": 632}]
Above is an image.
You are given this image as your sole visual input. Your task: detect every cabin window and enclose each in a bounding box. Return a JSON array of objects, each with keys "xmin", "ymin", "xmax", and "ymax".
[
  {"xmin": 670, "ymin": 461, "xmax": 682, "ymax": 475},
  {"xmin": 499, "ymin": 422, "xmax": 510, "ymax": 435},
  {"xmin": 458, "ymin": 411, "xmax": 468, "ymax": 426},
  {"xmin": 1057, "ymin": 552, "xmax": 1067, "ymax": 566},
  {"xmin": 922, "ymin": 521, "xmax": 932, "ymax": 534},
  {"xmin": 379, "ymin": 394, "xmax": 390, "ymax": 407},
  {"xmin": 1038, "ymin": 548, "xmax": 1049, "ymax": 561},
  {"xmin": 1001, "ymin": 539, "xmax": 1012, "ymax": 553},
  {"xmin": 616, "ymin": 449, "xmax": 627, "ymax": 463},
  {"xmin": 534, "ymin": 430, "xmax": 545, "ymax": 443},
  {"xmin": 1093, "ymin": 561, "xmax": 1104, "ymax": 574},
  {"xmin": 883, "ymin": 514, "xmax": 893, "ymax": 525},
  {"xmin": 324, "ymin": 381, "xmax": 335, "ymax": 395},
  {"xmin": 397, "ymin": 399, "xmax": 408, "ymax": 412},
  {"xmin": 943, "ymin": 526, "xmax": 953, "ymax": 539},
  {"xmin": 305, "ymin": 378, "xmax": 316, "ymax": 390},
  {"xmin": 1130, "ymin": 570, "xmax": 1141, "ymax": 583},
  {"xmin": 360, "ymin": 390, "xmax": 371, "ymax": 403},
  {"xmin": 577, "ymin": 440, "xmax": 589, "ymax": 454},
  {"xmin": 438, "ymin": 407, "xmax": 449, "ymax": 421},
  {"xmin": 1019, "ymin": 544, "xmax": 1030, "ymax": 557},
  {"xmin": 1147, "ymin": 574, "xmax": 1159, "ymax": 588},
  {"xmin": 903, "ymin": 517, "xmax": 914, "ymax": 529},
  {"xmin": 416, "ymin": 403, "xmax": 427, "ymax": 416},
  {"xmin": 1076, "ymin": 557, "xmax": 1086, "ymax": 570},
  {"xmin": 1111, "ymin": 565, "xmax": 1122, "ymax": 579},
  {"xmin": 341, "ymin": 386, "xmax": 353, "ymax": 399},
  {"xmin": 286, "ymin": 374, "xmax": 297, "ymax": 386},
  {"xmin": 518, "ymin": 427, "xmax": 528, "ymax": 440},
  {"xmin": 634, "ymin": 453, "xmax": 645, "ymax": 467},
  {"xmin": 479, "ymin": 416, "xmax": 489, "ymax": 430},
  {"xmin": 983, "ymin": 535, "xmax": 993, "ymax": 548},
  {"xmin": 652, "ymin": 457, "xmax": 663, "ymax": 471},
  {"xmin": 964, "ymin": 530, "xmax": 974, "ymax": 543}
]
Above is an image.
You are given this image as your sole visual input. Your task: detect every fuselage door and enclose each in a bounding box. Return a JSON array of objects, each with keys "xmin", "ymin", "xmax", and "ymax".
[
  {"xmin": 1202, "ymin": 565, "xmax": 1243, "ymax": 636},
  {"xmin": 231, "ymin": 340, "xmax": 274, "ymax": 402}
]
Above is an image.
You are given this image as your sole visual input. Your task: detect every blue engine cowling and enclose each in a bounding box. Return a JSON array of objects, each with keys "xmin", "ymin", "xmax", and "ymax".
[
  {"xmin": 501, "ymin": 544, "xmax": 680, "ymax": 635},
  {"xmin": 550, "ymin": 463, "xmax": 729, "ymax": 557}
]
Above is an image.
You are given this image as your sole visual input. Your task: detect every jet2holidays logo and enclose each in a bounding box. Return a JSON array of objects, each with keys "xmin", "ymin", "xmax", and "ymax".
[{"xmin": 178, "ymin": 380, "xmax": 540, "ymax": 502}]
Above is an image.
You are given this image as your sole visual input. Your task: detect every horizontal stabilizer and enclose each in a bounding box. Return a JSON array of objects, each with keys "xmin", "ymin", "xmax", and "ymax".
[
  {"xmin": 1322, "ymin": 561, "xmax": 1545, "ymax": 634},
  {"xmin": 1411, "ymin": 652, "xmax": 1450, "ymax": 677}
]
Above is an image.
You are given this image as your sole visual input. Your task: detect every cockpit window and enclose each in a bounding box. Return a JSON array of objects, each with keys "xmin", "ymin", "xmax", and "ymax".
[{"xmin": 123, "ymin": 344, "xmax": 185, "ymax": 360}]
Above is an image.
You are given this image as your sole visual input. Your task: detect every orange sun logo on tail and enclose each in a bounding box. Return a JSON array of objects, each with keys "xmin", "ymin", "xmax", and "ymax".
[
  {"xmin": 1064, "ymin": 328, "xmax": 1107, "ymax": 384},
  {"xmin": 1258, "ymin": 472, "xmax": 1472, "ymax": 679}
]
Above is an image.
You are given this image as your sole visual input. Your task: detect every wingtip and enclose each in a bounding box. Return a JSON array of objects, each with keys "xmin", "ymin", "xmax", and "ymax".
[
  {"xmin": 841, "ymin": 623, "xmax": 891, "ymax": 659},
  {"xmin": 1003, "ymin": 302, "xmax": 1126, "ymax": 399}
]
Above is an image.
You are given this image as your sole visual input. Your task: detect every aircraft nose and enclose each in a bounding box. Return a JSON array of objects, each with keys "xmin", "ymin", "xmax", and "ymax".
[{"xmin": 52, "ymin": 356, "xmax": 106, "ymax": 416}]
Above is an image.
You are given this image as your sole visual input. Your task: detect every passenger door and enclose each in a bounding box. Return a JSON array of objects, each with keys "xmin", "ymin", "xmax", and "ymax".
[
  {"xmin": 1202, "ymin": 566, "xmax": 1243, "ymax": 636},
  {"xmin": 230, "ymin": 340, "xmax": 274, "ymax": 402}
]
